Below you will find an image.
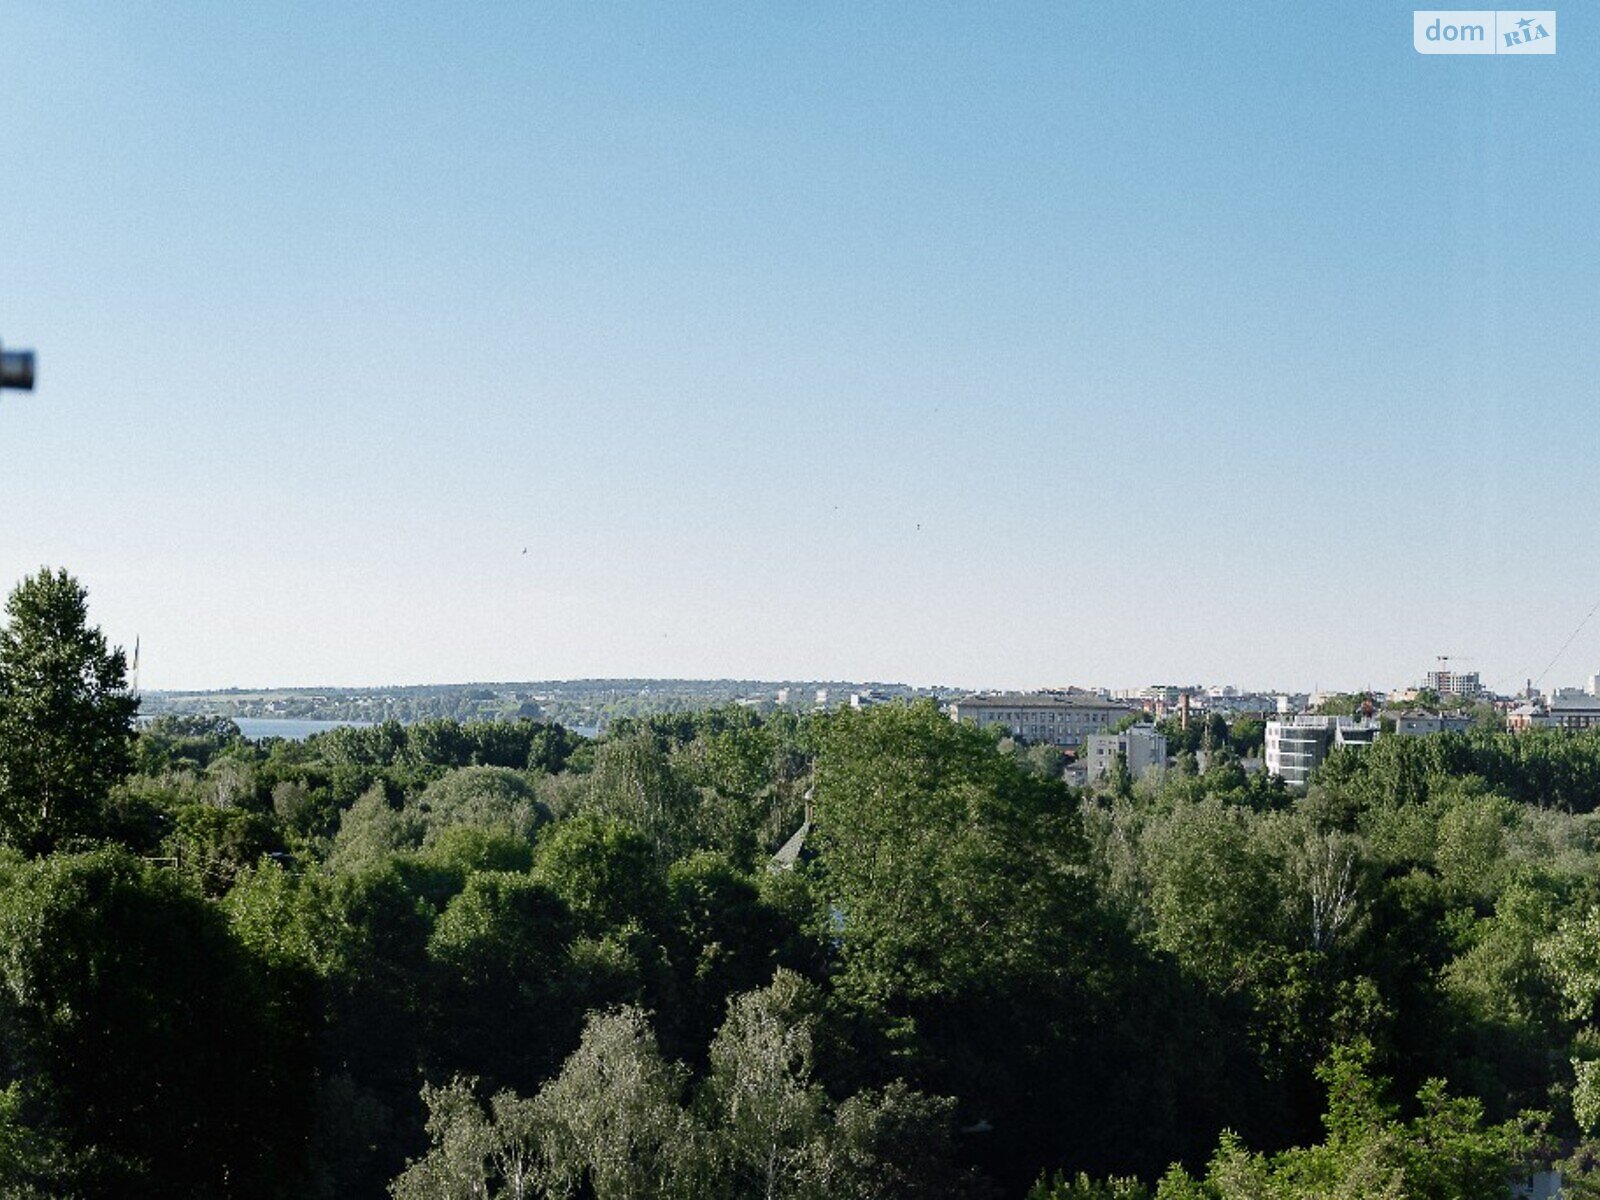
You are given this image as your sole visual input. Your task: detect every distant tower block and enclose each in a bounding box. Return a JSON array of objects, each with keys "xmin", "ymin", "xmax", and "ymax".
[{"xmin": 130, "ymin": 637, "xmax": 140, "ymax": 696}]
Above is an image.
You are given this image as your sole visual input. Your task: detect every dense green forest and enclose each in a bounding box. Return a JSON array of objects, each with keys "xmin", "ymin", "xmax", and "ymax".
[{"xmin": 5, "ymin": 568, "xmax": 1600, "ymax": 1197}]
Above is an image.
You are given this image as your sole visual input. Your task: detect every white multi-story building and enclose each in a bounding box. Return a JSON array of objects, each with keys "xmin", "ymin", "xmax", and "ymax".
[
  {"xmin": 949, "ymin": 691, "xmax": 1133, "ymax": 748},
  {"xmin": 1140, "ymin": 685, "xmax": 1191, "ymax": 706},
  {"xmin": 1083, "ymin": 726, "xmax": 1168, "ymax": 783},
  {"xmin": 1265, "ymin": 716, "xmax": 1382, "ymax": 789}
]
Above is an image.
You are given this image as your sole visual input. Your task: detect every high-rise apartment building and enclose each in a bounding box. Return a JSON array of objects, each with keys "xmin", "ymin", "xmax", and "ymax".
[{"xmin": 1424, "ymin": 669, "xmax": 1482, "ymax": 697}]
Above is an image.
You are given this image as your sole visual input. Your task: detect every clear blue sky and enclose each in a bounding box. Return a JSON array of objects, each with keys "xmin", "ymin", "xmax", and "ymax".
[{"xmin": 2, "ymin": 3, "xmax": 1595, "ymax": 693}]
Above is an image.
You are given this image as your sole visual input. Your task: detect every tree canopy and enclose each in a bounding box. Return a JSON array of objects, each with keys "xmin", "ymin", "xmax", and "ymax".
[
  {"xmin": 0, "ymin": 569, "xmax": 137, "ymax": 851},
  {"xmin": 4, "ymin": 571, "xmax": 1600, "ymax": 1195}
]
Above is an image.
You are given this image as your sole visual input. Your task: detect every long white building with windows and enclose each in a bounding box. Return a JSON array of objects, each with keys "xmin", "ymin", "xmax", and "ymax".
[{"xmin": 949, "ymin": 691, "xmax": 1133, "ymax": 748}]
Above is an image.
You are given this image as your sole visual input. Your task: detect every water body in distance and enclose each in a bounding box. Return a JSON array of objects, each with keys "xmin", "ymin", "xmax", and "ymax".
[{"xmin": 233, "ymin": 717, "xmax": 374, "ymax": 741}]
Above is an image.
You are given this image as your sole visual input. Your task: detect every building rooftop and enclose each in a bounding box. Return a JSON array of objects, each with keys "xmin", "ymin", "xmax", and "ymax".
[
  {"xmin": 1550, "ymin": 694, "xmax": 1600, "ymax": 710},
  {"xmin": 768, "ymin": 817, "xmax": 811, "ymax": 871},
  {"xmin": 954, "ymin": 692, "xmax": 1128, "ymax": 709}
]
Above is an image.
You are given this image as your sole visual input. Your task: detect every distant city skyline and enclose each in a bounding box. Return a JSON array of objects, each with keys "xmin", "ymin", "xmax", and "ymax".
[
  {"xmin": 138, "ymin": 664, "xmax": 1596, "ymax": 703},
  {"xmin": 3, "ymin": 4, "xmax": 1596, "ymax": 692}
]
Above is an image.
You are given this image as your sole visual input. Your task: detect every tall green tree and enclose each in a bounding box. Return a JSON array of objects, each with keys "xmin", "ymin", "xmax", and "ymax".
[
  {"xmin": 532, "ymin": 1007, "xmax": 708, "ymax": 1200},
  {"xmin": 706, "ymin": 969, "xmax": 827, "ymax": 1198},
  {"xmin": 810, "ymin": 702, "xmax": 1114, "ymax": 1189},
  {"xmin": 426, "ymin": 872, "xmax": 575, "ymax": 1092},
  {"xmin": 812, "ymin": 701, "xmax": 1091, "ymax": 1009},
  {"xmin": 389, "ymin": 1075, "xmax": 544, "ymax": 1200},
  {"xmin": 0, "ymin": 569, "xmax": 137, "ymax": 851}
]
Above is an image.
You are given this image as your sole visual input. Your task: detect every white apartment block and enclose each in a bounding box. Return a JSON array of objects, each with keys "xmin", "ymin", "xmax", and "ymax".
[{"xmin": 1083, "ymin": 726, "xmax": 1168, "ymax": 783}]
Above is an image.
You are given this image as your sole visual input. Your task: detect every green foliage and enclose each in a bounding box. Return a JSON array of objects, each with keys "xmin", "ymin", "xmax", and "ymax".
[
  {"xmin": 801, "ymin": 1079, "xmax": 991, "ymax": 1199},
  {"xmin": 415, "ymin": 822, "xmax": 536, "ymax": 877},
  {"xmin": 0, "ymin": 1079, "xmax": 86, "ymax": 1199},
  {"xmin": 392, "ymin": 980, "xmax": 985, "ymax": 1200},
  {"xmin": 388, "ymin": 1075, "xmax": 544, "ymax": 1200},
  {"xmin": 813, "ymin": 701, "xmax": 1089, "ymax": 1008},
  {"xmin": 1143, "ymin": 798, "xmax": 1283, "ymax": 987},
  {"xmin": 0, "ymin": 569, "xmax": 138, "ymax": 851},
  {"xmin": 427, "ymin": 872, "xmax": 575, "ymax": 1091},
  {"xmin": 164, "ymin": 802, "xmax": 282, "ymax": 895},
  {"xmin": 531, "ymin": 1006, "xmax": 707, "ymax": 1200},
  {"xmin": 414, "ymin": 765, "xmax": 547, "ymax": 844},
  {"xmin": 1058, "ymin": 1045, "xmax": 1543, "ymax": 1200},
  {"xmin": 1230, "ymin": 717, "xmax": 1267, "ymax": 758},
  {"xmin": 133, "ymin": 713, "xmax": 242, "ymax": 774},
  {"xmin": 1269, "ymin": 1045, "xmax": 1543, "ymax": 1200},
  {"xmin": 584, "ymin": 732, "xmax": 700, "ymax": 860},
  {"xmin": 661, "ymin": 852, "xmax": 812, "ymax": 1054},
  {"xmin": 305, "ymin": 717, "xmax": 583, "ymax": 778},
  {"xmin": 1544, "ymin": 903, "xmax": 1600, "ymax": 1024},
  {"xmin": 1031, "ymin": 1171, "xmax": 1152, "ymax": 1199},
  {"xmin": 1431, "ymin": 786, "xmax": 1514, "ymax": 903},
  {"xmin": 532, "ymin": 814, "xmax": 665, "ymax": 934},
  {"xmin": 28, "ymin": 649, "xmax": 1600, "ymax": 1197},
  {"xmin": 669, "ymin": 718, "xmax": 813, "ymax": 866},
  {"xmin": 330, "ymin": 782, "xmax": 425, "ymax": 873},
  {"xmin": 0, "ymin": 847, "xmax": 293, "ymax": 1197},
  {"xmin": 1313, "ymin": 693, "xmax": 1374, "ymax": 719},
  {"xmin": 706, "ymin": 968, "xmax": 828, "ymax": 1195},
  {"xmin": 226, "ymin": 859, "xmax": 436, "ymax": 1193}
]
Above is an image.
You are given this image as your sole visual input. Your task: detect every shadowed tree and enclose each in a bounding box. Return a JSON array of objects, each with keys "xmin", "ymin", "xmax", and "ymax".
[{"xmin": 0, "ymin": 847, "xmax": 293, "ymax": 1198}]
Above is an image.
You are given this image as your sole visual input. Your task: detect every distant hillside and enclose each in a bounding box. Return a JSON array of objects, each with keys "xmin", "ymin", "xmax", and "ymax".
[{"xmin": 140, "ymin": 678, "xmax": 951, "ymax": 731}]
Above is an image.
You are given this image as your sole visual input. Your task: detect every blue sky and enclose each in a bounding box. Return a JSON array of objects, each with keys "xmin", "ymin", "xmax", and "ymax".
[{"xmin": 1, "ymin": 3, "xmax": 1595, "ymax": 693}]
